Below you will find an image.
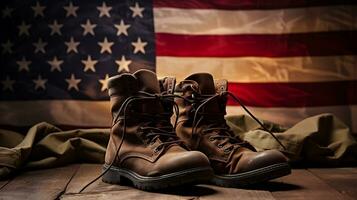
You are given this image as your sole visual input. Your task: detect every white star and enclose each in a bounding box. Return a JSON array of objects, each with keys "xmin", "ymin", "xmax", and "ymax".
[
  {"xmin": 63, "ymin": 2, "xmax": 79, "ymax": 17},
  {"xmin": 65, "ymin": 74, "xmax": 81, "ymax": 91},
  {"xmin": 17, "ymin": 21, "xmax": 31, "ymax": 36},
  {"xmin": 115, "ymin": 56, "xmax": 131, "ymax": 72},
  {"xmin": 131, "ymin": 37, "xmax": 147, "ymax": 54},
  {"xmin": 48, "ymin": 56, "xmax": 63, "ymax": 72},
  {"xmin": 65, "ymin": 37, "xmax": 80, "ymax": 53},
  {"xmin": 31, "ymin": 2, "xmax": 46, "ymax": 17},
  {"xmin": 2, "ymin": 40, "xmax": 13, "ymax": 54},
  {"xmin": 1, "ymin": 76, "xmax": 15, "ymax": 91},
  {"xmin": 48, "ymin": 20, "xmax": 63, "ymax": 35},
  {"xmin": 98, "ymin": 74, "xmax": 110, "ymax": 92},
  {"xmin": 129, "ymin": 2, "xmax": 144, "ymax": 18},
  {"xmin": 2, "ymin": 7, "xmax": 13, "ymax": 18},
  {"xmin": 97, "ymin": 2, "xmax": 112, "ymax": 18},
  {"xmin": 16, "ymin": 57, "xmax": 31, "ymax": 72},
  {"xmin": 114, "ymin": 20, "xmax": 130, "ymax": 36},
  {"xmin": 81, "ymin": 55, "xmax": 98, "ymax": 72},
  {"xmin": 33, "ymin": 75, "xmax": 47, "ymax": 90},
  {"xmin": 98, "ymin": 37, "xmax": 114, "ymax": 54},
  {"xmin": 81, "ymin": 19, "xmax": 97, "ymax": 36},
  {"xmin": 33, "ymin": 38, "xmax": 47, "ymax": 53}
]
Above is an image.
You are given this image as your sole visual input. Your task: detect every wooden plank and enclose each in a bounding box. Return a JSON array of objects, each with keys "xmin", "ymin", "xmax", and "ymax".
[
  {"xmin": 270, "ymin": 169, "xmax": 351, "ymax": 200},
  {"xmin": 0, "ymin": 180, "xmax": 10, "ymax": 190},
  {"xmin": 65, "ymin": 164, "xmax": 104, "ymax": 194},
  {"xmin": 199, "ymin": 185, "xmax": 275, "ymax": 200},
  {"xmin": 63, "ymin": 164, "xmax": 274, "ymax": 200},
  {"xmin": 63, "ymin": 163, "xmax": 196, "ymax": 199},
  {"xmin": 308, "ymin": 168, "xmax": 357, "ymax": 200},
  {"xmin": 0, "ymin": 165, "xmax": 79, "ymax": 200}
]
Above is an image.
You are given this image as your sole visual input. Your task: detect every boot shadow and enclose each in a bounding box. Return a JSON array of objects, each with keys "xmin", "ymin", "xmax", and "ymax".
[
  {"xmin": 241, "ymin": 181, "xmax": 302, "ymax": 192},
  {"xmin": 146, "ymin": 185, "xmax": 217, "ymax": 196}
]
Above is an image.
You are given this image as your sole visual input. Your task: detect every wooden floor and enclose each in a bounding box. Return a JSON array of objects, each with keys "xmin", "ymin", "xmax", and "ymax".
[{"xmin": 0, "ymin": 164, "xmax": 356, "ymax": 200}]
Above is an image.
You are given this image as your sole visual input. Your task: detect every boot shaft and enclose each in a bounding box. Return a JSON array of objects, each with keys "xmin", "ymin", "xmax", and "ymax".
[
  {"xmin": 108, "ymin": 70, "xmax": 165, "ymax": 125},
  {"xmin": 174, "ymin": 73, "xmax": 228, "ymax": 126}
]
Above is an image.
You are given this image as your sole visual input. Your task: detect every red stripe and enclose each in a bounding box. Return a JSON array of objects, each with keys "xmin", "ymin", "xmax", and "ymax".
[
  {"xmin": 154, "ymin": 0, "xmax": 356, "ymax": 10},
  {"xmin": 227, "ymin": 81, "xmax": 357, "ymax": 107},
  {"xmin": 156, "ymin": 32, "xmax": 357, "ymax": 57}
]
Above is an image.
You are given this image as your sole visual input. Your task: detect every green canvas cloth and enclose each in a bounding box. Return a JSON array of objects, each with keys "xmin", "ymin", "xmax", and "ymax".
[{"xmin": 1, "ymin": 113, "xmax": 356, "ymax": 179}]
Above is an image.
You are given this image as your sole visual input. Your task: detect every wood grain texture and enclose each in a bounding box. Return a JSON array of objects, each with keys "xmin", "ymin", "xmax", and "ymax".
[
  {"xmin": 0, "ymin": 165, "xmax": 79, "ymax": 200},
  {"xmin": 270, "ymin": 169, "xmax": 351, "ymax": 200},
  {"xmin": 65, "ymin": 164, "xmax": 103, "ymax": 194},
  {"xmin": 199, "ymin": 185, "xmax": 275, "ymax": 200},
  {"xmin": 0, "ymin": 180, "xmax": 10, "ymax": 190},
  {"xmin": 308, "ymin": 168, "xmax": 357, "ymax": 200}
]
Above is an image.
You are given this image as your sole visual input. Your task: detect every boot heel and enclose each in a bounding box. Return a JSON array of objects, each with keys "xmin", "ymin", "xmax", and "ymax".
[{"xmin": 102, "ymin": 166, "xmax": 122, "ymax": 184}]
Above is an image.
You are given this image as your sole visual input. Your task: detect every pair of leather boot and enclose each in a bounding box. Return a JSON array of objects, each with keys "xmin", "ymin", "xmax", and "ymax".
[{"xmin": 102, "ymin": 69, "xmax": 291, "ymax": 190}]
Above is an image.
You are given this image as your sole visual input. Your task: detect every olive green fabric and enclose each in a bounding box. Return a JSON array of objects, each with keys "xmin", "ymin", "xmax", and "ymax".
[
  {"xmin": 1, "ymin": 113, "xmax": 356, "ymax": 179},
  {"xmin": 226, "ymin": 113, "xmax": 357, "ymax": 165}
]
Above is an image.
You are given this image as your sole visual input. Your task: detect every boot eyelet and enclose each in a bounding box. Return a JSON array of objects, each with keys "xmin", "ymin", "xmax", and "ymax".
[{"xmin": 154, "ymin": 146, "xmax": 162, "ymax": 153}]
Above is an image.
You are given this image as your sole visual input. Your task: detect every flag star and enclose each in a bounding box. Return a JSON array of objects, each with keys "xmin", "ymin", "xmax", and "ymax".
[
  {"xmin": 66, "ymin": 74, "xmax": 81, "ymax": 91},
  {"xmin": 33, "ymin": 75, "xmax": 47, "ymax": 90},
  {"xmin": 98, "ymin": 37, "xmax": 114, "ymax": 54},
  {"xmin": 16, "ymin": 57, "xmax": 31, "ymax": 72},
  {"xmin": 81, "ymin": 55, "xmax": 98, "ymax": 72},
  {"xmin": 1, "ymin": 76, "xmax": 15, "ymax": 91},
  {"xmin": 97, "ymin": 2, "xmax": 112, "ymax": 18},
  {"xmin": 98, "ymin": 74, "xmax": 110, "ymax": 92},
  {"xmin": 81, "ymin": 19, "xmax": 97, "ymax": 36},
  {"xmin": 33, "ymin": 38, "xmax": 47, "ymax": 53},
  {"xmin": 131, "ymin": 37, "xmax": 147, "ymax": 54},
  {"xmin": 65, "ymin": 37, "xmax": 80, "ymax": 53},
  {"xmin": 17, "ymin": 21, "xmax": 31, "ymax": 36},
  {"xmin": 48, "ymin": 20, "xmax": 63, "ymax": 35},
  {"xmin": 1, "ymin": 40, "xmax": 13, "ymax": 54},
  {"xmin": 31, "ymin": 1, "xmax": 46, "ymax": 17},
  {"xmin": 2, "ymin": 7, "xmax": 13, "ymax": 18},
  {"xmin": 129, "ymin": 2, "xmax": 144, "ymax": 18},
  {"xmin": 114, "ymin": 20, "xmax": 130, "ymax": 36},
  {"xmin": 63, "ymin": 2, "xmax": 79, "ymax": 17},
  {"xmin": 115, "ymin": 56, "xmax": 131, "ymax": 72},
  {"xmin": 48, "ymin": 56, "xmax": 63, "ymax": 72}
]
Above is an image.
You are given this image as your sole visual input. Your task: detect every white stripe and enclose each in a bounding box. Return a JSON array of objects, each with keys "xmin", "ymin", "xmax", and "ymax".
[
  {"xmin": 0, "ymin": 101, "xmax": 356, "ymax": 133},
  {"xmin": 157, "ymin": 56, "xmax": 357, "ymax": 82},
  {"xmin": 226, "ymin": 105, "xmax": 357, "ymax": 133},
  {"xmin": 154, "ymin": 5, "xmax": 357, "ymax": 34},
  {"xmin": 0, "ymin": 100, "xmax": 111, "ymax": 127}
]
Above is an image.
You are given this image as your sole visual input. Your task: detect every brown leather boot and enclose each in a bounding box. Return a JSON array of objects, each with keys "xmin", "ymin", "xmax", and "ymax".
[
  {"xmin": 172, "ymin": 73, "xmax": 291, "ymax": 187},
  {"xmin": 102, "ymin": 70, "xmax": 213, "ymax": 190}
]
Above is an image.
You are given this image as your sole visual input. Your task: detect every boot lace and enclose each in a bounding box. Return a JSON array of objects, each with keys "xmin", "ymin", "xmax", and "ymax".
[{"xmin": 190, "ymin": 91, "xmax": 286, "ymax": 154}]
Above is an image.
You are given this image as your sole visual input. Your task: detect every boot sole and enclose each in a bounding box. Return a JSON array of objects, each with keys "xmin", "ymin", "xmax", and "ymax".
[
  {"xmin": 211, "ymin": 162, "xmax": 291, "ymax": 187},
  {"xmin": 102, "ymin": 164, "xmax": 213, "ymax": 190}
]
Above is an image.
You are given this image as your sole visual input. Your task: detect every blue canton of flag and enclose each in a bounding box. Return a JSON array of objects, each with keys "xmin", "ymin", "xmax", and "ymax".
[{"xmin": 0, "ymin": 0, "xmax": 155, "ymax": 102}]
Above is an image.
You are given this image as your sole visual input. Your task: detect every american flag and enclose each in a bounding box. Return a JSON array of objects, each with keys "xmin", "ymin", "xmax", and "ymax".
[{"xmin": 1, "ymin": 0, "xmax": 356, "ymax": 133}]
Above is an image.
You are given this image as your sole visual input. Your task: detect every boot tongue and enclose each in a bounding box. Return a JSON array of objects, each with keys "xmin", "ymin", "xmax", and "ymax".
[
  {"xmin": 133, "ymin": 69, "xmax": 160, "ymax": 93},
  {"xmin": 185, "ymin": 73, "xmax": 216, "ymax": 95}
]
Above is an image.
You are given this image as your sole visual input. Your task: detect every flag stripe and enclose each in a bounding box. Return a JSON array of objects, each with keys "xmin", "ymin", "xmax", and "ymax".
[
  {"xmin": 227, "ymin": 81, "xmax": 356, "ymax": 107},
  {"xmin": 154, "ymin": 6, "xmax": 357, "ymax": 35},
  {"xmin": 153, "ymin": 0, "xmax": 357, "ymax": 10},
  {"xmin": 156, "ymin": 56, "xmax": 357, "ymax": 83},
  {"xmin": 226, "ymin": 105, "xmax": 357, "ymax": 133},
  {"xmin": 0, "ymin": 100, "xmax": 111, "ymax": 127},
  {"xmin": 156, "ymin": 31, "xmax": 357, "ymax": 57},
  {"xmin": 1, "ymin": 100, "xmax": 356, "ymax": 133}
]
